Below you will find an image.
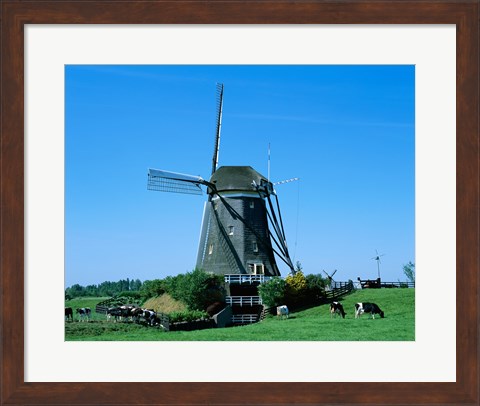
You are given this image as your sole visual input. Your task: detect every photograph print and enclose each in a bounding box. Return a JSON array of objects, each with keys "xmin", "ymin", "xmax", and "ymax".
[{"xmin": 65, "ymin": 65, "xmax": 415, "ymax": 341}]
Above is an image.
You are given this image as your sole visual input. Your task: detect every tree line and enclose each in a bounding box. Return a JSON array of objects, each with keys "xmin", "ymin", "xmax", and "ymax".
[{"xmin": 65, "ymin": 278, "xmax": 143, "ymax": 299}]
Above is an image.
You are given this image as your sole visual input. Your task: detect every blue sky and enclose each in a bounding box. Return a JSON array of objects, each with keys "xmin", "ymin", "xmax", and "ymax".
[{"xmin": 65, "ymin": 65, "xmax": 415, "ymax": 287}]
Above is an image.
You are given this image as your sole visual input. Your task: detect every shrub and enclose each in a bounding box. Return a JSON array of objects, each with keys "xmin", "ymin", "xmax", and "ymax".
[
  {"xmin": 285, "ymin": 271, "xmax": 308, "ymax": 305},
  {"xmin": 305, "ymin": 273, "xmax": 328, "ymax": 300},
  {"xmin": 164, "ymin": 269, "xmax": 225, "ymax": 311},
  {"xmin": 139, "ymin": 279, "xmax": 165, "ymax": 300},
  {"xmin": 168, "ymin": 310, "xmax": 210, "ymax": 323},
  {"xmin": 257, "ymin": 277, "xmax": 286, "ymax": 308},
  {"xmin": 118, "ymin": 291, "xmax": 142, "ymax": 299}
]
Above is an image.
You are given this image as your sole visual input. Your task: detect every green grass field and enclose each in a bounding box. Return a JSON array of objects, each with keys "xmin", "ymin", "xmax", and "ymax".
[{"xmin": 65, "ymin": 288, "xmax": 414, "ymax": 341}]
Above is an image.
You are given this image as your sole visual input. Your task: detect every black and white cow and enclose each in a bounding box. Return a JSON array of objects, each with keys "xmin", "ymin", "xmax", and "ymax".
[
  {"xmin": 106, "ymin": 307, "xmax": 122, "ymax": 322},
  {"xmin": 276, "ymin": 305, "xmax": 289, "ymax": 319},
  {"xmin": 76, "ymin": 307, "xmax": 91, "ymax": 322},
  {"xmin": 354, "ymin": 302, "xmax": 384, "ymax": 319},
  {"xmin": 329, "ymin": 301, "xmax": 346, "ymax": 318},
  {"xmin": 132, "ymin": 308, "xmax": 160, "ymax": 326},
  {"xmin": 65, "ymin": 307, "xmax": 73, "ymax": 322},
  {"xmin": 119, "ymin": 305, "xmax": 137, "ymax": 322}
]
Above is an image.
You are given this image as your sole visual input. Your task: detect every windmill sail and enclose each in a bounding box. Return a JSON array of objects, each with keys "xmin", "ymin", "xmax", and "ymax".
[
  {"xmin": 147, "ymin": 169, "xmax": 208, "ymax": 195},
  {"xmin": 211, "ymin": 83, "xmax": 224, "ymax": 175}
]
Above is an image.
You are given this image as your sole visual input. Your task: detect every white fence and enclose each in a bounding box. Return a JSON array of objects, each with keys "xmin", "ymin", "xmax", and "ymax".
[
  {"xmin": 231, "ymin": 314, "xmax": 259, "ymax": 324},
  {"xmin": 226, "ymin": 296, "xmax": 263, "ymax": 306},
  {"xmin": 224, "ymin": 274, "xmax": 272, "ymax": 284}
]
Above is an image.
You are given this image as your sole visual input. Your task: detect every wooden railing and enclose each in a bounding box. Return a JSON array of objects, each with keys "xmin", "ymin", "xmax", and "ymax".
[
  {"xmin": 380, "ymin": 281, "xmax": 415, "ymax": 288},
  {"xmin": 325, "ymin": 281, "xmax": 354, "ymax": 300},
  {"xmin": 357, "ymin": 279, "xmax": 415, "ymax": 289},
  {"xmin": 224, "ymin": 274, "xmax": 272, "ymax": 284},
  {"xmin": 226, "ymin": 296, "xmax": 263, "ymax": 306}
]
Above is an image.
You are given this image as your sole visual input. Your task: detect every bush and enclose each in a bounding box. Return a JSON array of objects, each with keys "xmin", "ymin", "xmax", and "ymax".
[
  {"xmin": 305, "ymin": 274, "xmax": 328, "ymax": 300},
  {"xmin": 164, "ymin": 269, "xmax": 225, "ymax": 311},
  {"xmin": 139, "ymin": 279, "xmax": 165, "ymax": 300},
  {"xmin": 257, "ymin": 277, "xmax": 286, "ymax": 308},
  {"xmin": 118, "ymin": 291, "xmax": 142, "ymax": 299},
  {"xmin": 168, "ymin": 310, "xmax": 210, "ymax": 323},
  {"xmin": 285, "ymin": 271, "xmax": 308, "ymax": 305}
]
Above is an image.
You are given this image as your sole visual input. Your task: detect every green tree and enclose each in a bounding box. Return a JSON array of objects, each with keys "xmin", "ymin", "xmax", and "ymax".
[
  {"xmin": 164, "ymin": 269, "xmax": 225, "ymax": 311},
  {"xmin": 140, "ymin": 279, "xmax": 165, "ymax": 299},
  {"xmin": 257, "ymin": 277, "xmax": 286, "ymax": 308},
  {"xmin": 403, "ymin": 261, "xmax": 415, "ymax": 283},
  {"xmin": 305, "ymin": 273, "xmax": 327, "ymax": 300}
]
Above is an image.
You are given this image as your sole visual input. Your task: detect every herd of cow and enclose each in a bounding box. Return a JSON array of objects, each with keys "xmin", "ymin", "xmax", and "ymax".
[
  {"xmin": 276, "ymin": 301, "xmax": 385, "ymax": 320},
  {"xmin": 66, "ymin": 301, "xmax": 384, "ymax": 327},
  {"xmin": 64, "ymin": 307, "xmax": 91, "ymax": 322},
  {"xmin": 106, "ymin": 305, "xmax": 165, "ymax": 327},
  {"xmin": 64, "ymin": 305, "xmax": 166, "ymax": 328}
]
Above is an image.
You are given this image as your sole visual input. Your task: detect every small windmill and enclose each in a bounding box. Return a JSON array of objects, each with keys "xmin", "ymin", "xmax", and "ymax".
[
  {"xmin": 147, "ymin": 84, "xmax": 295, "ymax": 276},
  {"xmin": 322, "ymin": 269, "xmax": 337, "ymax": 289},
  {"xmin": 371, "ymin": 250, "xmax": 385, "ymax": 280}
]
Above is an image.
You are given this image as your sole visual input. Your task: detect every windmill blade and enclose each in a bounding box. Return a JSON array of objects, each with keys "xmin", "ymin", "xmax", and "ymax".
[
  {"xmin": 147, "ymin": 168, "xmax": 207, "ymax": 195},
  {"xmin": 331, "ymin": 269, "xmax": 338, "ymax": 278},
  {"xmin": 211, "ymin": 83, "xmax": 224, "ymax": 175},
  {"xmin": 273, "ymin": 177, "xmax": 299, "ymax": 186},
  {"xmin": 322, "ymin": 270, "xmax": 335, "ymax": 280}
]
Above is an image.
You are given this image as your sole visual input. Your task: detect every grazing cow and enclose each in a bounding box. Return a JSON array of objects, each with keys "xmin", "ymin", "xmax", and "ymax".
[
  {"xmin": 142, "ymin": 309, "xmax": 160, "ymax": 326},
  {"xmin": 65, "ymin": 307, "xmax": 73, "ymax": 322},
  {"xmin": 329, "ymin": 301, "xmax": 346, "ymax": 318},
  {"xmin": 355, "ymin": 302, "xmax": 384, "ymax": 319},
  {"xmin": 132, "ymin": 308, "xmax": 160, "ymax": 326},
  {"xmin": 276, "ymin": 305, "xmax": 289, "ymax": 319},
  {"xmin": 106, "ymin": 307, "xmax": 122, "ymax": 322},
  {"xmin": 76, "ymin": 307, "xmax": 91, "ymax": 322},
  {"xmin": 119, "ymin": 305, "xmax": 137, "ymax": 322}
]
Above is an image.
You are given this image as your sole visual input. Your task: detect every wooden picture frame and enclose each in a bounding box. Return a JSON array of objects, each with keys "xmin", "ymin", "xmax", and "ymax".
[{"xmin": 1, "ymin": 1, "xmax": 478, "ymax": 404}]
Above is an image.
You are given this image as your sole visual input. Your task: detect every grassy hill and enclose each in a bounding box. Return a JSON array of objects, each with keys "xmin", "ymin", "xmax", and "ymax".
[
  {"xmin": 65, "ymin": 288, "xmax": 414, "ymax": 341},
  {"xmin": 142, "ymin": 293, "xmax": 187, "ymax": 314}
]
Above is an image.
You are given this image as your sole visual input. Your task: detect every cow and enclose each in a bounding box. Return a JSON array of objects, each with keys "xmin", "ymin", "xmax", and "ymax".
[
  {"xmin": 76, "ymin": 307, "xmax": 91, "ymax": 322},
  {"xmin": 65, "ymin": 307, "xmax": 73, "ymax": 322},
  {"xmin": 106, "ymin": 306, "xmax": 122, "ymax": 322},
  {"xmin": 119, "ymin": 305, "xmax": 137, "ymax": 322},
  {"xmin": 329, "ymin": 301, "xmax": 346, "ymax": 318},
  {"xmin": 132, "ymin": 308, "xmax": 160, "ymax": 326},
  {"xmin": 276, "ymin": 305, "xmax": 289, "ymax": 319},
  {"xmin": 355, "ymin": 302, "xmax": 384, "ymax": 319}
]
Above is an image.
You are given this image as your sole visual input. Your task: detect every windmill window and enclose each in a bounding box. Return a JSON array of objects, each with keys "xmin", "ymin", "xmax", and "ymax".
[
  {"xmin": 228, "ymin": 226, "xmax": 234, "ymax": 236},
  {"xmin": 208, "ymin": 244, "xmax": 214, "ymax": 255},
  {"xmin": 255, "ymin": 264, "xmax": 265, "ymax": 275},
  {"xmin": 249, "ymin": 201, "xmax": 254, "ymax": 209},
  {"xmin": 248, "ymin": 263, "xmax": 264, "ymax": 274},
  {"xmin": 252, "ymin": 241, "xmax": 258, "ymax": 253}
]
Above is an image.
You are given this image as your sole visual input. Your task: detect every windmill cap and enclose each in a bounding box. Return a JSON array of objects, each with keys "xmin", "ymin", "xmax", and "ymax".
[{"xmin": 209, "ymin": 166, "xmax": 269, "ymax": 193}]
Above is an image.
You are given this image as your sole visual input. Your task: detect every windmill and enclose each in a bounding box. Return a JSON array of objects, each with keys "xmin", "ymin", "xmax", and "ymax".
[
  {"xmin": 371, "ymin": 250, "xmax": 385, "ymax": 280},
  {"xmin": 322, "ymin": 269, "xmax": 338, "ymax": 289},
  {"xmin": 147, "ymin": 84, "xmax": 295, "ymax": 276}
]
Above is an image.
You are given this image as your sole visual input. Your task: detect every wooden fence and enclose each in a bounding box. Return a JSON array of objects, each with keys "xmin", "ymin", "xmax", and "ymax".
[
  {"xmin": 324, "ymin": 281, "xmax": 354, "ymax": 300},
  {"xmin": 357, "ymin": 278, "xmax": 415, "ymax": 289}
]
